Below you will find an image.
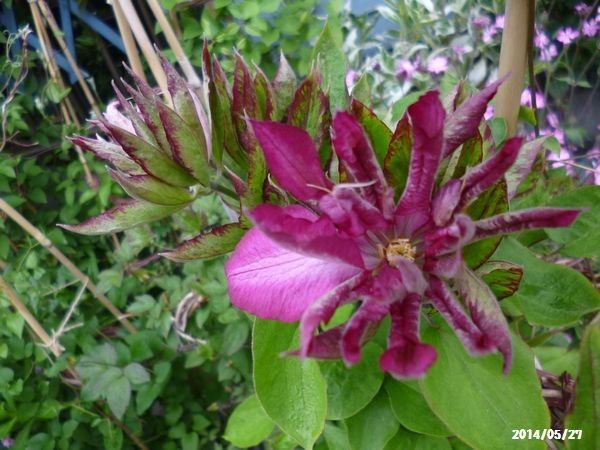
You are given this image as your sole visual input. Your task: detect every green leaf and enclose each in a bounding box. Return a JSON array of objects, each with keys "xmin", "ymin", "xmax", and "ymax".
[
  {"xmin": 81, "ymin": 367, "xmax": 122, "ymax": 402},
  {"xmin": 391, "ymin": 91, "xmax": 423, "ymax": 122},
  {"xmin": 345, "ymin": 391, "xmax": 399, "ymax": 450},
  {"xmin": 313, "ymin": 21, "xmax": 347, "ymax": 111},
  {"xmin": 273, "ymin": 52, "xmax": 297, "ymax": 120},
  {"xmin": 124, "ymin": 363, "xmax": 150, "ymax": 385},
  {"xmin": 320, "ymin": 343, "xmax": 384, "ymax": 420},
  {"xmin": 59, "ymin": 199, "xmax": 183, "ymax": 235},
  {"xmin": 224, "ymin": 394, "xmax": 274, "ymax": 448},
  {"xmin": 476, "ymin": 261, "xmax": 523, "ymax": 300},
  {"xmin": 385, "ymin": 379, "xmax": 450, "ymax": 437},
  {"xmin": 545, "ymin": 186, "xmax": 600, "ymax": 259},
  {"xmin": 351, "ymin": 99, "xmax": 392, "ymax": 165},
  {"xmin": 494, "ymin": 238, "xmax": 600, "ymax": 326},
  {"xmin": 384, "ymin": 428, "xmax": 452, "ymax": 450},
  {"xmin": 487, "ymin": 118, "xmax": 507, "ymax": 147},
  {"xmin": 351, "ymin": 74, "xmax": 371, "ymax": 107},
  {"xmin": 565, "ymin": 319, "xmax": 600, "ymax": 450},
  {"xmin": 106, "ymin": 376, "xmax": 131, "ymax": 419},
  {"xmin": 419, "ymin": 321, "xmax": 550, "ymax": 450},
  {"xmin": 384, "ymin": 116, "xmax": 411, "ymax": 200},
  {"xmin": 253, "ymin": 319, "xmax": 326, "ymax": 449},
  {"xmin": 533, "ymin": 347, "xmax": 579, "ymax": 376},
  {"xmin": 160, "ymin": 223, "xmax": 247, "ymax": 261},
  {"xmin": 108, "ymin": 168, "xmax": 195, "ymax": 206},
  {"xmin": 321, "ymin": 423, "xmax": 351, "ymax": 450}
]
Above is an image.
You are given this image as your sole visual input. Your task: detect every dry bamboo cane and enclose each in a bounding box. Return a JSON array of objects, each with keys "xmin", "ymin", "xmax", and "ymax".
[
  {"xmin": 36, "ymin": 0, "xmax": 102, "ymax": 118},
  {"xmin": 0, "ymin": 198, "xmax": 137, "ymax": 333},
  {"xmin": 113, "ymin": 0, "xmax": 169, "ymax": 99},
  {"xmin": 111, "ymin": 0, "xmax": 147, "ymax": 82},
  {"xmin": 145, "ymin": 0, "xmax": 201, "ymax": 87},
  {"xmin": 495, "ymin": 0, "xmax": 534, "ymax": 136},
  {"xmin": 28, "ymin": 0, "xmax": 95, "ymax": 187}
]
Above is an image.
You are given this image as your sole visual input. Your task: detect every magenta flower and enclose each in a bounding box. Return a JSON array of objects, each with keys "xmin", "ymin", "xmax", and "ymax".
[
  {"xmin": 427, "ymin": 56, "xmax": 448, "ymax": 75},
  {"xmin": 556, "ymin": 27, "xmax": 580, "ymax": 45},
  {"xmin": 225, "ymin": 87, "xmax": 580, "ymax": 379}
]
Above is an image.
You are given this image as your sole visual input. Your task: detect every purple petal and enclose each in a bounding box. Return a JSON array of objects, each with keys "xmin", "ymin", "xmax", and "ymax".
[
  {"xmin": 342, "ymin": 299, "xmax": 390, "ymax": 365},
  {"xmin": 288, "ymin": 326, "xmax": 343, "ymax": 359},
  {"xmin": 70, "ymin": 136, "xmax": 141, "ymax": 174},
  {"xmin": 423, "ymin": 252, "xmax": 464, "ymax": 278},
  {"xmin": 443, "ymin": 78, "xmax": 504, "ymax": 157},
  {"xmin": 424, "ymin": 214, "xmax": 475, "ymax": 257},
  {"xmin": 457, "ymin": 137, "xmax": 522, "ymax": 210},
  {"xmin": 225, "ymin": 228, "xmax": 362, "ymax": 322},
  {"xmin": 472, "ymin": 208, "xmax": 581, "ymax": 241},
  {"xmin": 251, "ymin": 121, "xmax": 331, "ymax": 201},
  {"xmin": 318, "ymin": 185, "xmax": 390, "ymax": 236},
  {"xmin": 395, "ymin": 91, "xmax": 445, "ymax": 228},
  {"xmin": 332, "ymin": 112, "xmax": 394, "ymax": 216},
  {"xmin": 431, "ymin": 179, "xmax": 463, "ymax": 226},
  {"xmin": 249, "ymin": 204, "xmax": 365, "ymax": 267},
  {"xmin": 300, "ymin": 272, "xmax": 370, "ymax": 357},
  {"xmin": 379, "ymin": 295, "xmax": 438, "ymax": 379},
  {"xmin": 426, "ymin": 277, "xmax": 495, "ymax": 356}
]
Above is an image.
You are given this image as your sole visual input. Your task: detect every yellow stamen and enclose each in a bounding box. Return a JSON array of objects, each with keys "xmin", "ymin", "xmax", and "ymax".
[{"xmin": 379, "ymin": 238, "xmax": 416, "ymax": 266}]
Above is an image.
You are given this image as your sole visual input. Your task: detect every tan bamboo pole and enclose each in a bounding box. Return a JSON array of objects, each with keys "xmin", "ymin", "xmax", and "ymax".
[
  {"xmin": 111, "ymin": 0, "xmax": 147, "ymax": 82},
  {"xmin": 113, "ymin": 0, "xmax": 169, "ymax": 98},
  {"xmin": 0, "ymin": 198, "xmax": 137, "ymax": 334},
  {"xmin": 36, "ymin": 0, "xmax": 102, "ymax": 118},
  {"xmin": 144, "ymin": 0, "xmax": 201, "ymax": 87},
  {"xmin": 29, "ymin": 1, "xmax": 96, "ymax": 187},
  {"xmin": 495, "ymin": 0, "xmax": 534, "ymax": 136},
  {"xmin": 0, "ymin": 275, "xmax": 63, "ymax": 357}
]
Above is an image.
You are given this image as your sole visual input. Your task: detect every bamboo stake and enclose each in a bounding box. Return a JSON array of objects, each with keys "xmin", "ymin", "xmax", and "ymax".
[
  {"xmin": 0, "ymin": 198, "xmax": 137, "ymax": 333},
  {"xmin": 495, "ymin": 0, "xmax": 534, "ymax": 136},
  {"xmin": 111, "ymin": 0, "xmax": 147, "ymax": 82},
  {"xmin": 113, "ymin": 0, "xmax": 169, "ymax": 98},
  {"xmin": 145, "ymin": 0, "xmax": 201, "ymax": 87},
  {"xmin": 36, "ymin": 0, "xmax": 102, "ymax": 118},
  {"xmin": 0, "ymin": 275, "xmax": 63, "ymax": 357}
]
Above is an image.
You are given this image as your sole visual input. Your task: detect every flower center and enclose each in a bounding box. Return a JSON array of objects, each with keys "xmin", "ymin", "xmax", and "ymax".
[{"xmin": 377, "ymin": 238, "xmax": 416, "ymax": 266}]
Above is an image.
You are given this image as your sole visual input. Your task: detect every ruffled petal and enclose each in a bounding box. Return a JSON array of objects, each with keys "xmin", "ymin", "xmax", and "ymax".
[
  {"xmin": 249, "ymin": 204, "xmax": 364, "ymax": 267},
  {"xmin": 431, "ymin": 179, "xmax": 462, "ymax": 227},
  {"xmin": 472, "ymin": 208, "xmax": 581, "ymax": 241},
  {"xmin": 342, "ymin": 299, "xmax": 390, "ymax": 365},
  {"xmin": 225, "ymin": 228, "xmax": 362, "ymax": 322},
  {"xmin": 251, "ymin": 121, "xmax": 332, "ymax": 201},
  {"xmin": 424, "ymin": 214, "xmax": 475, "ymax": 257}
]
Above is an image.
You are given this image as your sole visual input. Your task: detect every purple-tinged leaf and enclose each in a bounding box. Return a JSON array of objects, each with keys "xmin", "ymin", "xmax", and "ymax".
[
  {"xmin": 351, "ymin": 99, "xmax": 392, "ymax": 165},
  {"xmin": 70, "ymin": 136, "xmax": 141, "ymax": 174},
  {"xmin": 232, "ymin": 52, "xmax": 259, "ymax": 151},
  {"xmin": 450, "ymin": 131, "xmax": 483, "ymax": 180},
  {"xmin": 253, "ymin": 64, "xmax": 275, "ymax": 120},
  {"xmin": 156, "ymin": 102, "xmax": 210, "ymax": 185},
  {"xmin": 225, "ymin": 228, "xmax": 361, "ymax": 322},
  {"xmin": 505, "ymin": 136, "xmax": 549, "ymax": 199},
  {"xmin": 472, "ymin": 208, "xmax": 581, "ymax": 241},
  {"xmin": 443, "ymin": 79, "xmax": 469, "ymax": 113},
  {"xmin": 395, "ymin": 91, "xmax": 445, "ymax": 220},
  {"xmin": 458, "ymin": 137, "xmax": 522, "ymax": 210},
  {"xmin": 443, "ymin": 78, "xmax": 504, "ymax": 157},
  {"xmin": 103, "ymin": 122, "xmax": 197, "ymax": 187},
  {"xmin": 332, "ymin": 112, "xmax": 393, "ymax": 216},
  {"xmin": 380, "ymin": 295, "xmax": 437, "ymax": 379},
  {"xmin": 455, "ymin": 267, "xmax": 512, "ymax": 373},
  {"xmin": 111, "ymin": 82, "xmax": 156, "ymax": 146},
  {"xmin": 249, "ymin": 204, "xmax": 364, "ymax": 267},
  {"xmin": 426, "ymin": 277, "xmax": 496, "ymax": 357},
  {"xmin": 272, "ymin": 51, "xmax": 297, "ymax": 120},
  {"xmin": 290, "ymin": 326, "xmax": 343, "ymax": 359},
  {"xmin": 240, "ymin": 139, "xmax": 266, "ymax": 208},
  {"xmin": 107, "ymin": 168, "xmax": 194, "ymax": 206},
  {"xmin": 160, "ymin": 223, "xmax": 246, "ymax": 262},
  {"xmin": 384, "ymin": 115, "xmax": 411, "ymax": 200},
  {"xmin": 251, "ymin": 120, "xmax": 331, "ymax": 201},
  {"xmin": 58, "ymin": 199, "xmax": 183, "ymax": 235},
  {"xmin": 476, "ymin": 261, "xmax": 523, "ymax": 300}
]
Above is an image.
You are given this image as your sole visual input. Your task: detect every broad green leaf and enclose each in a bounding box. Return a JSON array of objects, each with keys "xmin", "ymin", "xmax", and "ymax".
[
  {"xmin": 494, "ymin": 238, "xmax": 600, "ymax": 326},
  {"xmin": 385, "ymin": 379, "xmax": 450, "ymax": 437},
  {"xmin": 351, "ymin": 74, "xmax": 371, "ymax": 107},
  {"xmin": 253, "ymin": 319, "xmax": 327, "ymax": 449},
  {"xmin": 533, "ymin": 347, "xmax": 579, "ymax": 377},
  {"xmin": 476, "ymin": 261, "xmax": 523, "ymax": 300},
  {"xmin": 391, "ymin": 91, "xmax": 423, "ymax": 122},
  {"xmin": 273, "ymin": 52, "xmax": 297, "ymax": 120},
  {"xmin": 565, "ymin": 319, "xmax": 600, "ymax": 450},
  {"xmin": 106, "ymin": 376, "xmax": 131, "ymax": 419},
  {"xmin": 505, "ymin": 136, "xmax": 548, "ymax": 198},
  {"xmin": 351, "ymin": 99, "xmax": 392, "ymax": 165},
  {"xmin": 124, "ymin": 363, "xmax": 150, "ymax": 385},
  {"xmin": 384, "ymin": 427, "xmax": 452, "ymax": 450},
  {"xmin": 254, "ymin": 66, "xmax": 275, "ymax": 120},
  {"xmin": 161, "ymin": 223, "xmax": 247, "ymax": 261},
  {"xmin": 99, "ymin": 420, "xmax": 123, "ymax": 450},
  {"xmin": 545, "ymin": 186, "xmax": 600, "ymax": 259},
  {"xmin": 313, "ymin": 21, "xmax": 347, "ymax": 111},
  {"xmin": 224, "ymin": 394, "xmax": 274, "ymax": 448},
  {"xmin": 81, "ymin": 367, "xmax": 122, "ymax": 402},
  {"xmin": 346, "ymin": 391, "xmax": 399, "ymax": 450},
  {"xmin": 108, "ymin": 168, "xmax": 195, "ymax": 206},
  {"xmin": 320, "ymin": 343, "xmax": 384, "ymax": 420},
  {"xmin": 463, "ymin": 180, "xmax": 508, "ymax": 268},
  {"xmin": 420, "ymin": 321, "xmax": 549, "ymax": 450},
  {"xmin": 59, "ymin": 200, "xmax": 183, "ymax": 235},
  {"xmin": 321, "ymin": 423, "xmax": 351, "ymax": 450}
]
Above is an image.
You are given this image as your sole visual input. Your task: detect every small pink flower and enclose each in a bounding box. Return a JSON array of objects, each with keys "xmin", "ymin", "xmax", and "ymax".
[
  {"xmin": 472, "ymin": 15, "xmax": 491, "ymax": 29},
  {"xmin": 575, "ymin": 3, "xmax": 592, "ymax": 16},
  {"xmin": 345, "ymin": 70, "xmax": 359, "ymax": 89},
  {"xmin": 427, "ymin": 56, "xmax": 448, "ymax": 75},
  {"xmin": 582, "ymin": 20, "xmax": 599, "ymax": 37},
  {"xmin": 484, "ymin": 104, "xmax": 495, "ymax": 120},
  {"xmin": 547, "ymin": 111, "xmax": 560, "ymax": 129},
  {"xmin": 556, "ymin": 27, "xmax": 580, "ymax": 45},
  {"xmin": 452, "ymin": 45, "xmax": 467, "ymax": 58},
  {"xmin": 495, "ymin": 15, "xmax": 505, "ymax": 29},
  {"xmin": 520, "ymin": 89, "xmax": 546, "ymax": 108},
  {"xmin": 395, "ymin": 59, "xmax": 417, "ymax": 81},
  {"xmin": 483, "ymin": 28, "xmax": 498, "ymax": 43},
  {"xmin": 540, "ymin": 44, "xmax": 558, "ymax": 62}
]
